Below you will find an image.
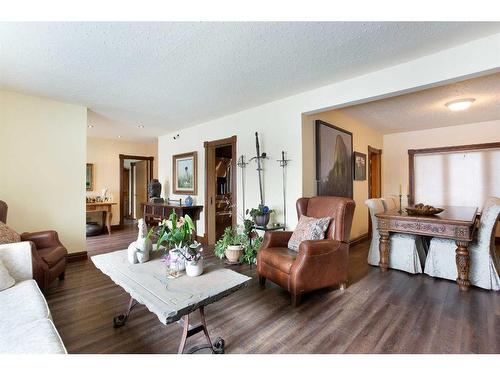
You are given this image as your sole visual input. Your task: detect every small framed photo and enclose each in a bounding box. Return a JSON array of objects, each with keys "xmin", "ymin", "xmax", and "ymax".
[
  {"xmin": 173, "ymin": 152, "xmax": 197, "ymax": 195},
  {"xmin": 353, "ymin": 152, "xmax": 366, "ymax": 181}
]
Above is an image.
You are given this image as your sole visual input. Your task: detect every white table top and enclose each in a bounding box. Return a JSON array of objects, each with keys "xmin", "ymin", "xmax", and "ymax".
[{"xmin": 92, "ymin": 250, "xmax": 251, "ymax": 324}]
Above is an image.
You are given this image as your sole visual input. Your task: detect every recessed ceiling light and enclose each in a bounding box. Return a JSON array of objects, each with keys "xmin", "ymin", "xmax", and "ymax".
[
  {"xmin": 445, "ymin": 98, "xmax": 475, "ymax": 111},
  {"xmin": 87, "ymin": 124, "xmax": 93, "ymax": 128},
  {"xmin": 138, "ymin": 125, "xmax": 144, "ymax": 129},
  {"xmin": 118, "ymin": 135, "xmax": 122, "ymax": 138}
]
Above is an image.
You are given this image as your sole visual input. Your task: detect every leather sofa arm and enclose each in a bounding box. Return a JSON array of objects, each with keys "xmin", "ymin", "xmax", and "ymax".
[
  {"xmin": 21, "ymin": 230, "xmax": 61, "ymax": 250},
  {"xmin": 260, "ymin": 231, "xmax": 294, "ymax": 249}
]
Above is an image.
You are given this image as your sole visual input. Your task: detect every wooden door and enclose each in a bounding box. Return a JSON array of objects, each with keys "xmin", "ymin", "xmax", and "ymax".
[
  {"xmin": 123, "ymin": 168, "xmax": 130, "ymax": 218},
  {"xmin": 135, "ymin": 161, "xmax": 148, "ymax": 219},
  {"xmin": 368, "ymin": 146, "xmax": 382, "ymax": 235},
  {"xmin": 204, "ymin": 136, "xmax": 237, "ymax": 245}
]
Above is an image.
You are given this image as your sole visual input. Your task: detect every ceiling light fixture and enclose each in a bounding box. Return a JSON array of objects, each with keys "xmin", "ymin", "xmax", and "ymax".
[
  {"xmin": 138, "ymin": 125, "xmax": 144, "ymax": 128},
  {"xmin": 445, "ymin": 98, "xmax": 475, "ymax": 111},
  {"xmin": 87, "ymin": 124, "xmax": 93, "ymax": 128},
  {"xmin": 118, "ymin": 135, "xmax": 122, "ymax": 138}
]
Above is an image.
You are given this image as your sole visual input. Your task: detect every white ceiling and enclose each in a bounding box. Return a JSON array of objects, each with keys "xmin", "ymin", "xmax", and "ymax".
[
  {"xmin": 1, "ymin": 22, "xmax": 500, "ymax": 141},
  {"xmin": 336, "ymin": 72, "xmax": 500, "ymax": 133}
]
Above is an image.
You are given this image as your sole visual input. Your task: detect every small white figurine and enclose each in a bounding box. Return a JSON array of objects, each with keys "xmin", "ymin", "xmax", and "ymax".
[{"xmin": 127, "ymin": 219, "xmax": 152, "ymax": 264}]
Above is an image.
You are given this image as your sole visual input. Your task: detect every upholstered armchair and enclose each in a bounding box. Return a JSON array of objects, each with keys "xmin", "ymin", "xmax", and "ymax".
[
  {"xmin": 424, "ymin": 197, "xmax": 500, "ymax": 290},
  {"xmin": 257, "ymin": 196, "xmax": 355, "ymax": 306},
  {"xmin": 365, "ymin": 198, "xmax": 427, "ymax": 274},
  {"xmin": 0, "ymin": 200, "xmax": 67, "ymax": 290}
]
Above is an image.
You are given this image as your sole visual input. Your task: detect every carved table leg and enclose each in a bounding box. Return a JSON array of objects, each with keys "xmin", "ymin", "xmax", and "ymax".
[
  {"xmin": 379, "ymin": 230, "xmax": 390, "ymax": 272},
  {"xmin": 455, "ymin": 241, "xmax": 471, "ymax": 292}
]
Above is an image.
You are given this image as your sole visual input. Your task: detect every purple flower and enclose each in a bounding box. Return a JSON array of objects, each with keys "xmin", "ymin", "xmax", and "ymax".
[{"xmin": 262, "ymin": 206, "xmax": 269, "ymax": 214}]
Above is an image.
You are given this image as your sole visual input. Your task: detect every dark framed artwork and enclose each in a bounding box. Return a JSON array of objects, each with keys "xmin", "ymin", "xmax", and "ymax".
[
  {"xmin": 315, "ymin": 120, "xmax": 353, "ymax": 198},
  {"xmin": 86, "ymin": 163, "xmax": 94, "ymax": 191},
  {"xmin": 172, "ymin": 151, "xmax": 198, "ymax": 195},
  {"xmin": 353, "ymin": 151, "xmax": 367, "ymax": 181}
]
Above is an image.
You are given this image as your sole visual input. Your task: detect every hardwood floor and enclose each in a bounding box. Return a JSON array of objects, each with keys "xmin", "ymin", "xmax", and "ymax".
[{"xmin": 45, "ymin": 226, "xmax": 500, "ymax": 354}]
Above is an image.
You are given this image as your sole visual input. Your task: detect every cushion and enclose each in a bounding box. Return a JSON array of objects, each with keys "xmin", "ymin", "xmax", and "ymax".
[
  {"xmin": 0, "ymin": 222, "xmax": 20, "ymax": 245},
  {"xmin": 0, "ymin": 280, "xmax": 51, "ymax": 330},
  {"xmin": 288, "ymin": 215, "xmax": 331, "ymax": 251},
  {"xmin": 0, "ymin": 259, "xmax": 15, "ymax": 291},
  {"xmin": 259, "ymin": 247, "xmax": 297, "ymax": 274},
  {"xmin": 38, "ymin": 246, "xmax": 67, "ymax": 267},
  {"xmin": 0, "ymin": 319, "xmax": 66, "ymax": 354}
]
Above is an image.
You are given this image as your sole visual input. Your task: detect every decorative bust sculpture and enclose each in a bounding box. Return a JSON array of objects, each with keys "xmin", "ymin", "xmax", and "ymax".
[{"xmin": 148, "ymin": 179, "xmax": 164, "ymax": 203}]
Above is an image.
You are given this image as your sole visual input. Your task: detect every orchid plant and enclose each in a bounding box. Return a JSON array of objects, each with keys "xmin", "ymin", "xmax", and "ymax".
[{"xmin": 149, "ymin": 211, "xmax": 196, "ymax": 250}]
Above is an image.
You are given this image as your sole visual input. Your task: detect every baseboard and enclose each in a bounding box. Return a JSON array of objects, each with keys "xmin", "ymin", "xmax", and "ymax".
[
  {"xmin": 67, "ymin": 251, "xmax": 88, "ymax": 263},
  {"xmin": 349, "ymin": 233, "xmax": 369, "ymax": 247}
]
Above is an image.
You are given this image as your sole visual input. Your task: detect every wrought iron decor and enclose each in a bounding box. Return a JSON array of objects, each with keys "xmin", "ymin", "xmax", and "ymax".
[{"xmin": 277, "ymin": 151, "xmax": 291, "ymax": 228}]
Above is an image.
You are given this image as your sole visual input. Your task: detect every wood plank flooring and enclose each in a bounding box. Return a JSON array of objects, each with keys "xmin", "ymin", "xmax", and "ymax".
[{"xmin": 45, "ymin": 226, "xmax": 500, "ymax": 353}]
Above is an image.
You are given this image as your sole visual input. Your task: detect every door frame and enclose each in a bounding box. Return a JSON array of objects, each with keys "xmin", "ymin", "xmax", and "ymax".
[
  {"xmin": 119, "ymin": 154, "xmax": 154, "ymax": 228},
  {"xmin": 367, "ymin": 146, "xmax": 382, "ymax": 236},
  {"xmin": 203, "ymin": 136, "xmax": 237, "ymax": 245}
]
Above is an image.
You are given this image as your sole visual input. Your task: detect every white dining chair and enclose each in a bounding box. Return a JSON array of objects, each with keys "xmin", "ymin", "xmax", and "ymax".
[
  {"xmin": 424, "ymin": 197, "xmax": 500, "ymax": 290},
  {"xmin": 366, "ymin": 198, "xmax": 427, "ymax": 274}
]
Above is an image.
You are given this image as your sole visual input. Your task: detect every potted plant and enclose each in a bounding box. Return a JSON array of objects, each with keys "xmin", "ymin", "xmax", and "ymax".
[
  {"xmin": 151, "ymin": 211, "xmax": 197, "ymax": 272},
  {"xmin": 174, "ymin": 242, "xmax": 204, "ymax": 277},
  {"xmin": 214, "ymin": 227, "xmax": 246, "ymax": 263},
  {"xmin": 248, "ymin": 205, "xmax": 274, "ymax": 227}
]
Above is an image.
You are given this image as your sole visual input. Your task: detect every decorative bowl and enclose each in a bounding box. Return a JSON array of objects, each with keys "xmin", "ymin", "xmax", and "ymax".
[{"xmin": 405, "ymin": 204, "xmax": 444, "ymax": 216}]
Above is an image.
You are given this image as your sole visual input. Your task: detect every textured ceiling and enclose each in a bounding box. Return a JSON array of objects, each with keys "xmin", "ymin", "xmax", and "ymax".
[
  {"xmin": 336, "ymin": 72, "xmax": 500, "ymax": 133},
  {"xmin": 1, "ymin": 22, "xmax": 500, "ymax": 141}
]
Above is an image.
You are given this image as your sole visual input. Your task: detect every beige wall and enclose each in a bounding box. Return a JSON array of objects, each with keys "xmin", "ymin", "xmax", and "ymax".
[
  {"xmin": 302, "ymin": 110, "xmax": 384, "ymax": 240},
  {"xmin": 0, "ymin": 90, "xmax": 87, "ymax": 253},
  {"xmin": 86, "ymin": 137, "xmax": 158, "ymax": 225}
]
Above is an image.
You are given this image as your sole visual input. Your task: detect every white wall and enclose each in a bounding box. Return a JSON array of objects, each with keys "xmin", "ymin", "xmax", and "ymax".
[
  {"xmin": 0, "ymin": 90, "xmax": 87, "ymax": 253},
  {"xmin": 157, "ymin": 33, "xmax": 500, "ymax": 237},
  {"xmin": 87, "ymin": 137, "xmax": 158, "ymax": 225}
]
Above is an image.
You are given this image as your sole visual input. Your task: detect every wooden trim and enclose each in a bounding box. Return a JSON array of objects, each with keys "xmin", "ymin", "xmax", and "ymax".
[
  {"xmin": 204, "ymin": 136, "xmax": 237, "ymax": 245},
  {"xmin": 67, "ymin": 251, "xmax": 88, "ymax": 263},
  {"xmin": 119, "ymin": 154, "xmax": 154, "ymax": 227},
  {"xmin": 315, "ymin": 120, "xmax": 353, "ymax": 198},
  {"xmin": 367, "ymin": 146, "xmax": 382, "ymax": 236},
  {"xmin": 349, "ymin": 233, "xmax": 369, "ymax": 247},
  {"xmin": 408, "ymin": 142, "xmax": 500, "ymax": 205},
  {"xmin": 172, "ymin": 151, "xmax": 198, "ymax": 195}
]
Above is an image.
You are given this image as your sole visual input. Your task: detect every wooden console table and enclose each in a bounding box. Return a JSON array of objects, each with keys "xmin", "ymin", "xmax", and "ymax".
[
  {"xmin": 376, "ymin": 206, "xmax": 477, "ymax": 291},
  {"xmin": 86, "ymin": 202, "xmax": 116, "ymax": 235},
  {"xmin": 142, "ymin": 202, "xmax": 203, "ymax": 231}
]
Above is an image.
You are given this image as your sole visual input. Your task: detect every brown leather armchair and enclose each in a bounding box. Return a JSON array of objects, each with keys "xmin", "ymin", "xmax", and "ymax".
[
  {"xmin": 0, "ymin": 199, "xmax": 67, "ymax": 290},
  {"xmin": 21, "ymin": 230, "xmax": 68, "ymax": 290},
  {"xmin": 257, "ymin": 196, "xmax": 355, "ymax": 306}
]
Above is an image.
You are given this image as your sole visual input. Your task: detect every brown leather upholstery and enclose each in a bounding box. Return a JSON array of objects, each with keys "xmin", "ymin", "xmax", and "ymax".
[
  {"xmin": 257, "ymin": 196, "xmax": 355, "ymax": 306},
  {"xmin": 20, "ymin": 230, "xmax": 68, "ymax": 291}
]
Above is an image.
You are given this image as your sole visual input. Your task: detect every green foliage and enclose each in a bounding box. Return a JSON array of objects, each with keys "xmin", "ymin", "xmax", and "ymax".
[
  {"xmin": 154, "ymin": 210, "xmax": 196, "ymax": 250},
  {"xmin": 214, "ymin": 226, "xmax": 245, "ymax": 259},
  {"xmin": 240, "ymin": 235, "xmax": 263, "ymax": 265},
  {"xmin": 247, "ymin": 204, "xmax": 274, "ymax": 219}
]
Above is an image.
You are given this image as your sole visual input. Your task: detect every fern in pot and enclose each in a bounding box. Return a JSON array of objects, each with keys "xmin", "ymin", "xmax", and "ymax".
[{"xmin": 214, "ymin": 227, "xmax": 246, "ymax": 264}]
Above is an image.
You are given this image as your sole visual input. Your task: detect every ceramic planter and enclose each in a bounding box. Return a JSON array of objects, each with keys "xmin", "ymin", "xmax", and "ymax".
[
  {"xmin": 225, "ymin": 244, "xmax": 244, "ymax": 263},
  {"xmin": 169, "ymin": 248, "xmax": 186, "ymax": 271},
  {"xmin": 254, "ymin": 213, "xmax": 270, "ymax": 227},
  {"xmin": 186, "ymin": 259, "xmax": 203, "ymax": 277}
]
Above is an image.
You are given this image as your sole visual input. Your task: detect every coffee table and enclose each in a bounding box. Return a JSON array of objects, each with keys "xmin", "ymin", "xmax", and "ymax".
[{"xmin": 91, "ymin": 250, "xmax": 251, "ymax": 353}]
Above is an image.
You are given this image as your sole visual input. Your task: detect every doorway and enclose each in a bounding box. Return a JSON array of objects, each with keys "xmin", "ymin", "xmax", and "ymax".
[
  {"xmin": 204, "ymin": 136, "xmax": 237, "ymax": 245},
  {"xmin": 119, "ymin": 154, "xmax": 154, "ymax": 228},
  {"xmin": 368, "ymin": 146, "xmax": 382, "ymax": 236}
]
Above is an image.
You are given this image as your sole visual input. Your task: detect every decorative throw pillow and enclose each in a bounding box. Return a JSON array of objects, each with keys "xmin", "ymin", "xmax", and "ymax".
[
  {"xmin": 0, "ymin": 259, "xmax": 15, "ymax": 291},
  {"xmin": 0, "ymin": 222, "xmax": 21, "ymax": 245},
  {"xmin": 288, "ymin": 215, "xmax": 331, "ymax": 251}
]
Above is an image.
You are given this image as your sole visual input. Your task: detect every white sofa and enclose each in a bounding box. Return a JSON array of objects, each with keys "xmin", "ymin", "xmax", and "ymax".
[{"xmin": 0, "ymin": 241, "xmax": 66, "ymax": 354}]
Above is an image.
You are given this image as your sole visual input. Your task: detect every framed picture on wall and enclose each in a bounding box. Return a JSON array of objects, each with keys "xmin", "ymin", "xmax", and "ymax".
[
  {"xmin": 86, "ymin": 163, "xmax": 94, "ymax": 191},
  {"xmin": 173, "ymin": 151, "xmax": 198, "ymax": 195},
  {"xmin": 353, "ymin": 151, "xmax": 367, "ymax": 181},
  {"xmin": 315, "ymin": 120, "xmax": 353, "ymax": 198}
]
